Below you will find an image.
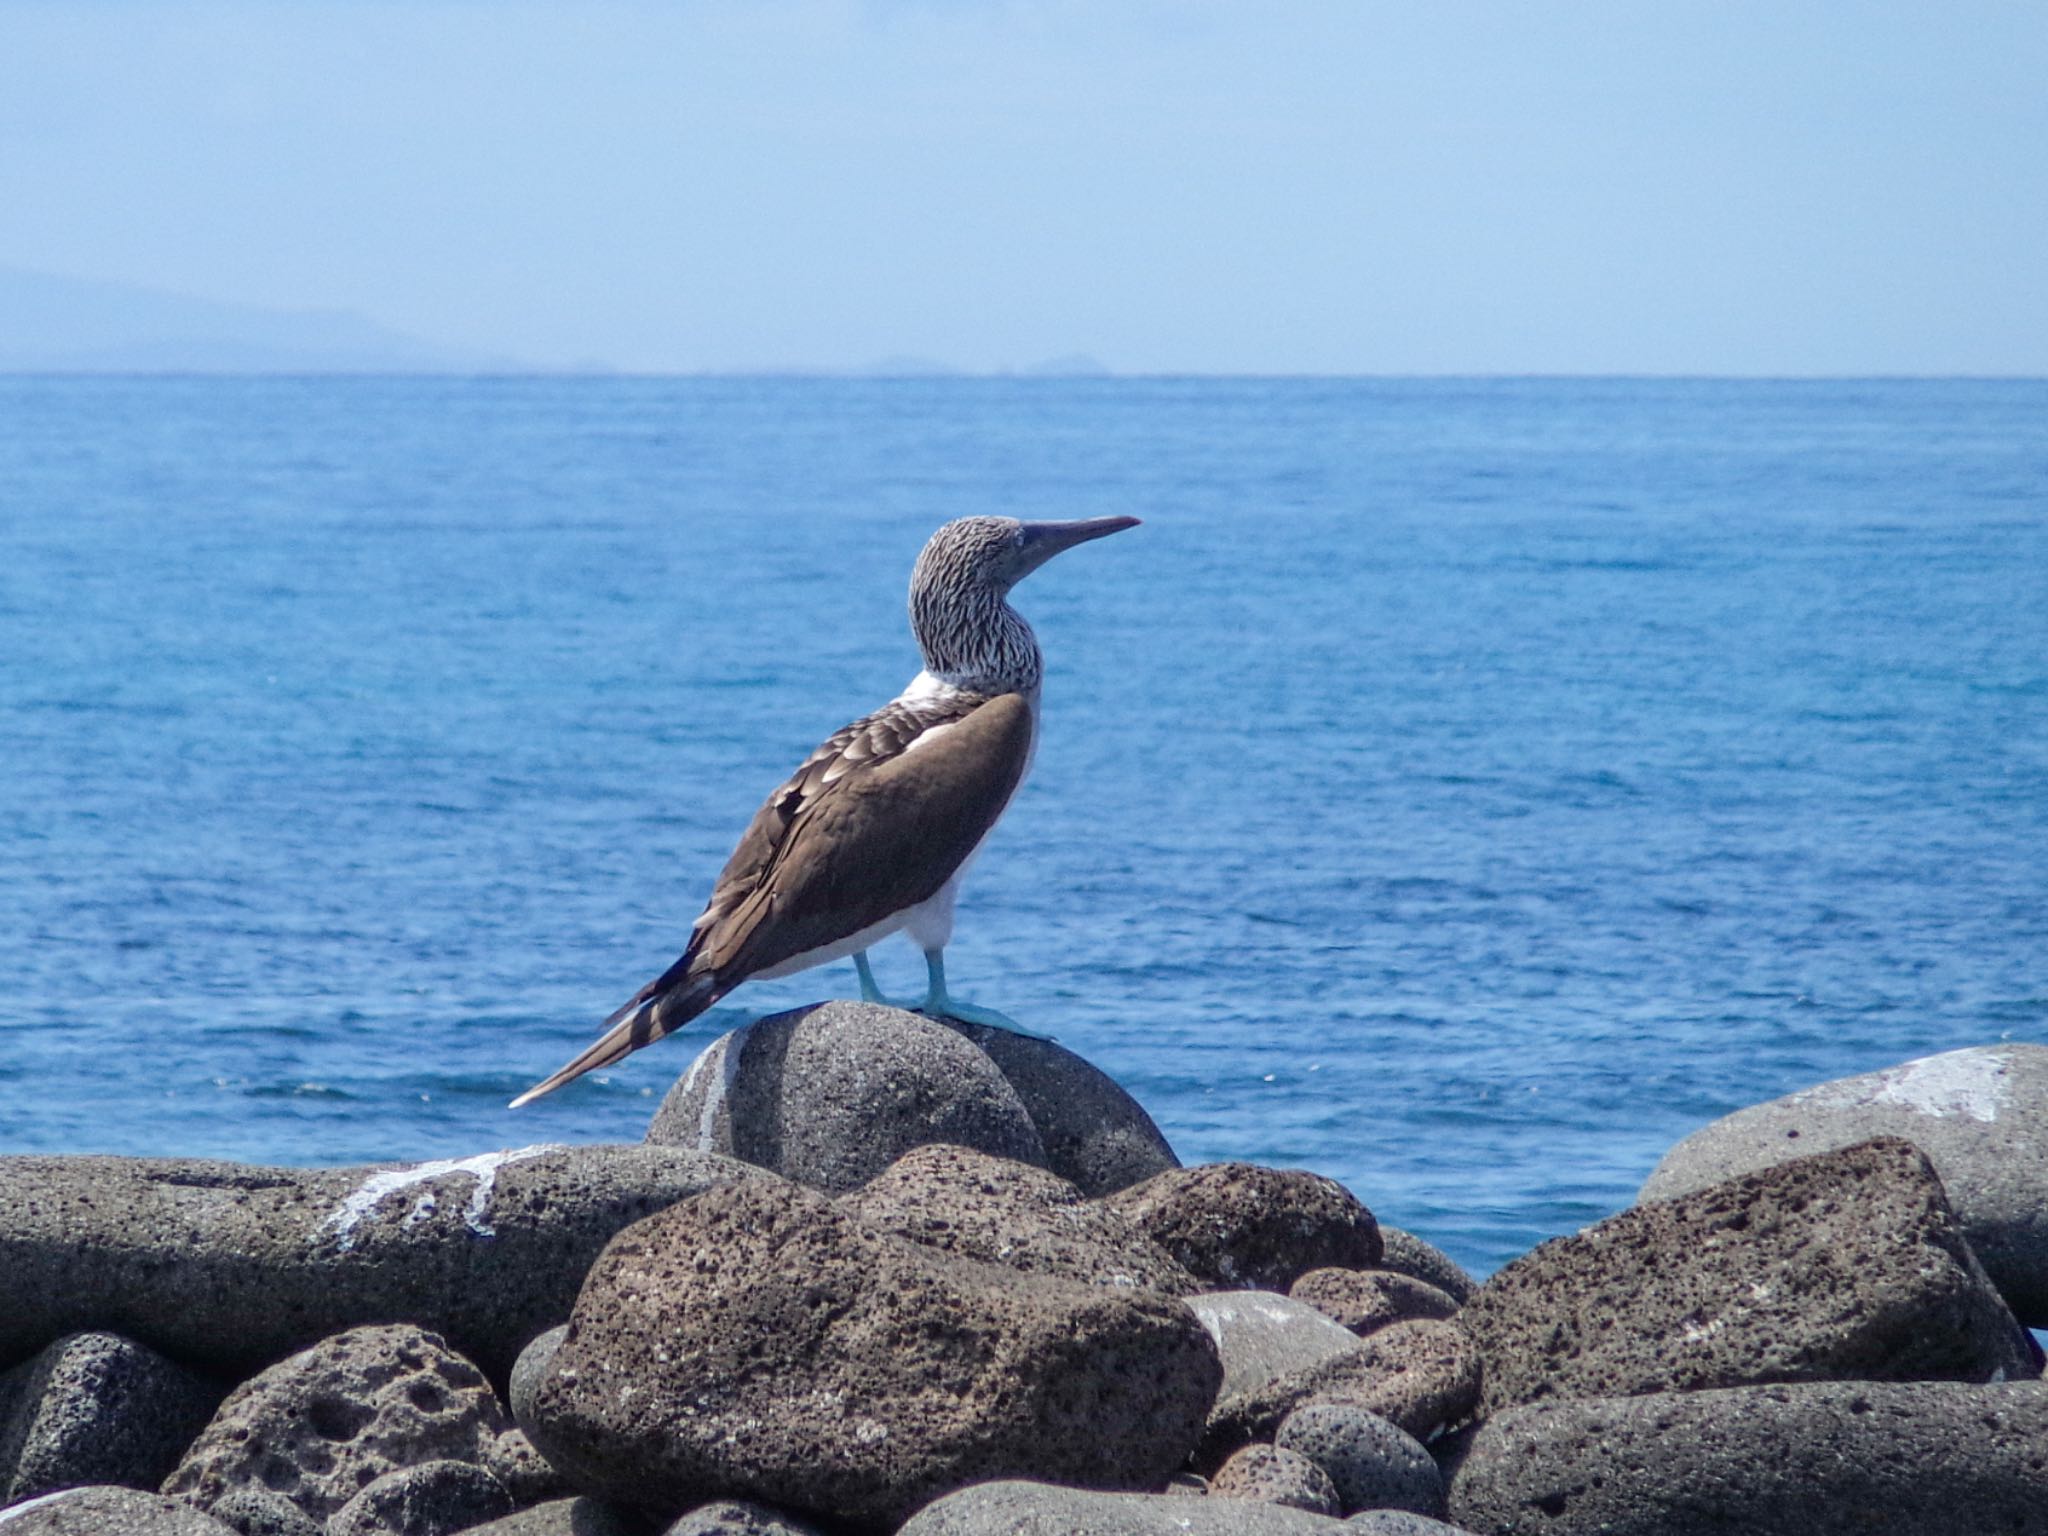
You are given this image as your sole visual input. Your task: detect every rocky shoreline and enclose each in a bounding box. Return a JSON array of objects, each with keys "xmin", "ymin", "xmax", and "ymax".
[{"xmin": 2, "ymin": 1006, "xmax": 2044, "ymax": 1535}]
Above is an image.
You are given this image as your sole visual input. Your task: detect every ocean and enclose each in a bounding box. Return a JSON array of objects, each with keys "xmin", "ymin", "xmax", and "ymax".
[{"xmin": 2, "ymin": 375, "xmax": 2043, "ymax": 1279}]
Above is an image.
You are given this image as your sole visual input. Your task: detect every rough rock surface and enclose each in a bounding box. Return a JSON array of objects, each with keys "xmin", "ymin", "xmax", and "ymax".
[
  {"xmin": 1343, "ymin": 1516, "xmax": 1475, "ymax": 1534},
  {"xmin": 161, "ymin": 1324, "xmax": 522, "ymax": 1526},
  {"xmin": 1290, "ymin": 1269, "xmax": 1460, "ymax": 1337},
  {"xmin": 933, "ymin": 1020, "xmax": 1181, "ymax": 1195},
  {"xmin": 1276, "ymin": 1403, "xmax": 1445, "ymax": 1519},
  {"xmin": 897, "ymin": 1480, "xmax": 1353, "ymax": 1534},
  {"xmin": 1641, "ymin": 1044, "xmax": 2048, "ymax": 1324},
  {"xmin": 1186, "ymin": 1292, "xmax": 1367, "ymax": 1402},
  {"xmin": 839, "ymin": 1145, "xmax": 1199, "ymax": 1294},
  {"xmin": 204, "ymin": 1488, "xmax": 323, "ymax": 1536},
  {"xmin": 1443, "ymin": 1379, "xmax": 2048, "ymax": 1536},
  {"xmin": 459, "ymin": 1497, "xmax": 650, "ymax": 1536},
  {"xmin": 0, "ymin": 1330, "xmax": 224, "ymax": 1503},
  {"xmin": 1103, "ymin": 1164, "xmax": 1382, "ymax": 1290},
  {"xmin": 0, "ymin": 1146, "xmax": 753, "ymax": 1378},
  {"xmin": 0, "ymin": 1485, "xmax": 242, "ymax": 1534},
  {"xmin": 1462, "ymin": 1137, "xmax": 2034, "ymax": 1414},
  {"xmin": 1372, "ymin": 1232, "xmax": 1475, "ymax": 1307},
  {"xmin": 525, "ymin": 1178, "xmax": 1221, "ymax": 1528},
  {"xmin": 1209, "ymin": 1443, "xmax": 1343, "ymax": 1515},
  {"xmin": 646, "ymin": 1004, "xmax": 1047, "ymax": 1193},
  {"xmin": 662, "ymin": 1500, "xmax": 830, "ymax": 1534},
  {"xmin": 1206, "ymin": 1319, "xmax": 1482, "ymax": 1458},
  {"xmin": 323, "ymin": 1459, "xmax": 514, "ymax": 1536},
  {"xmin": 506, "ymin": 1327, "xmax": 566, "ymax": 1436}
]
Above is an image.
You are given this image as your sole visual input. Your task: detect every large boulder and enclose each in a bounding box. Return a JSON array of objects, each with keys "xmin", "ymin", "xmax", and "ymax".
[
  {"xmin": 0, "ymin": 1146, "xmax": 754, "ymax": 1378},
  {"xmin": 160, "ymin": 1324, "xmax": 525, "ymax": 1528},
  {"xmin": 1290, "ymin": 1269, "xmax": 1460, "ymax": 1337},
  {"xmin": 1103, "ymin": 1165, "xmax": 1382, "ymax": 1290},
  {"xmin": 1462, "ymin": 1137, "xmax": 2034, "ymax": 1415},
  {"xmin": 1186, "ymin": 1292, "xmax": 1368, "ymax": 1404},
  {"xmin": 646, "ymin": 1004, "xmax": 1047, "ymax": 1193},
  {"xmin": 1443, "ymin": 1379, "xmax": 2048, "ymax": 1536},
  {"xmin": 897, "ymin": 1480, "xmax": 1353, "ymax": 1534},
  {"xmin": 0, "ymin": 1331, "xmax": 223, "ymax": 1503},
  {"xmin": 1641, "ymin": 1044, "xmax": 2048, "ymax": 1323},
  {"xmin": 838, "ymin": 1145, "xmax": 1199, "ymax": 1294},
  {"xmin": 0, "ymin": 1486, "xmax": 240, "ymax": 1534},
  {"xmin": 523, "ymin": 1177, "xmax": 1220, "ymax": 1529}
]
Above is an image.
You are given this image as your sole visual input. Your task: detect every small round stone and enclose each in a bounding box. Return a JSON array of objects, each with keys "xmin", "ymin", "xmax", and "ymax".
[
  {"xmin": 1209, "ymin": 1443, "xmax": 1343, "ymax": 1516},
  {"xmin": 1277, "ymin": 1402, "xmax": 1445, "ymax": 1518}
]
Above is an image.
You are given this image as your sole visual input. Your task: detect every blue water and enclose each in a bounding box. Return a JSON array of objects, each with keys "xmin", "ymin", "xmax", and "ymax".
[{"xmin": 2, "ymin": 376, "xmax": 2044, "ymax": 1280}]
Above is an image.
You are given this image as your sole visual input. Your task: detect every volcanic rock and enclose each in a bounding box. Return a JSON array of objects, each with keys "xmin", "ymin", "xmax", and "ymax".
[
  {"xmin": 897, "ymin": 1480, "xmax": 1354, "ymax": 1533},
  {"xmin": 1103, "ymin": 1164, "xmax": 1382, "ymax": 1290},
  {"xmin": 323, "ymin": 1459, "xmax": 514, "ymax": 1536},
  {"xmin": 1641, "ymin": 1044, "xmax": 2048, "ymax": 1323},
  {"xmin": 0, "ymin": 1145, "xmax": 754, "ymax": 1378},
  {"xmin": 1187, "ymin": 1292, "xmax": 1368, "ymax": 1402},
  {"xmin": 1275, "ymin": 1403, "xmax": 1445, "ymax": 1519},
  {"xmin": 523, "ymin": 1177, "xmax": 1220, "ymax": 1528},
  {"xmin": 0, "ymin": 1331, "xmax": 223, "ymax": 1503},
  {"xmin": 1462, "ymin": 1137, "xmax": 2034, "ymax": 1414},
  {"xmin": 1209, "ymin": 1443, "xmax": 1343, "ymax": 1515},
  {"xmin": 838, "ymin": 1145, "xmax": 1198, "ymax": 1293},
  {"xmin": 1290, "ymin": 1269, "xmax": 1459, "ymax": 1336},
  {"xmin": 459, "ymin": 1498, "xmax": 650, "ymax": 1536},
  {"xmin": 662, "ymin": 1501, "xmax": 830, "ymax": 1535},
  {"xmin": 645, "ymin": 1004, "xmax": 1046, "ymax": 1193},
  {"xmin": 160, "ymin": 1324, "xmax": 522, "ymax": 1527},
  {"xmin": 1442, "ymin": 1379, "xmax": 2048, "ymax": 1536},
  {"xmin": 0, "ymin": 1486, "xmax": 241, "ymax": 1534},
  {"xmin": 1371, "ymin": 1232, "xmax": 1475, "ymax": 1307}
]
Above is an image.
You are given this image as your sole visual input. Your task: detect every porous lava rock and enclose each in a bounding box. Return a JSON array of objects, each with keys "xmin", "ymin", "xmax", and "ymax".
[
  {"xmin": 523, "ymin": 1177, "xmax": 1221, "ymax": 1528},
  {"xmin": 1462, "ymin": 1137, "xmax": 2035, "ymax": 1414},
  {"xmin": 1205, "ymin": 1319, "xmax": 1482, "ymax": 1460},
  {"xmin": 1642, "ymin": 1044, "xmax": 2048, "ymax": 1324},
  {"xmin": 1442, "ymin": 1379, "xmax": 2048, "ymax": 1536},
  {"xmin": 0, "ymin": 1145, "xmax": 754, "ymax": 1378},
  {"xmin": 1343, "ymin": 1516, "xmax": 1475, "ymax": 1534},
  {"xmin": 161, "ymin": 1324, "xmax": 523, "ymax": 1527},
  {"xmin": 1290, "ymin": 1269, "xmax": 1460, "ymax": 1337},
  {"xmin": 933, "ymin": 1019, "xmax": 1181, "ymax": 1194},
  {"xmin": 1275, "ymin": 1403, "xmax": 1444, "ymax": 1519},
  {"xmin": 205, "ymin": 1488, "xmax": 323, "ymax": 1536},
  {"xmin": 460, "ymin": 1497, "xmax": 649, "ymax": 1536},
  {"xmin": 1102, "ymin": 1164, "xmax": 1382, "ymax": 1291},
  {"xmin": 645, "ymin": 1004, "xmax": 1046, "ymax": 1193},
  {"xmin": 323, "ymin": 1459, "xmax": 514, "ymax": 1536},
  {"xmin": 1209, "ymin": 1443, "xmax": 1343, "ymax": 1515},
  {"xmin": 1371, "ymin": 1232, "xmax": 1475, "ymax": 1307},
  {"xmin": 0, "ymin": 1485, "xmax": 241, "ymax": 1534},
  {"xmin": 1187, "ymin": 1292, "xmax": 1368, "ymax": 1403},
  {"xmin": 897, "ymin": 1480, "xmax": 1355, "ymax": 1533},
  {"xmin": 0, "ymin": 1330, "xmax": 224, "ymax": 1503},
  {"xmin": 838, "ymin": 1144, "xmax": 1199, "ymax": 1294},
  {"xmin": 662, "ymin": 1500, "xmax": 830, "ymax": 1535}
]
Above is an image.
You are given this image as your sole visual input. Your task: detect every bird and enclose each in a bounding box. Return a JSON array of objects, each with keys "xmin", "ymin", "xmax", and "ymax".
[{"xmin": 510, "ymin": 512, "xmax": 1140, "ymax": 1107}]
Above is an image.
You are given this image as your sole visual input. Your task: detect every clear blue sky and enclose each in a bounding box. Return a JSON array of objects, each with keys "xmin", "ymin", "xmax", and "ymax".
[{"xmin": 3, "ymin": 1, "xmax": 2044, "ymax": 374}]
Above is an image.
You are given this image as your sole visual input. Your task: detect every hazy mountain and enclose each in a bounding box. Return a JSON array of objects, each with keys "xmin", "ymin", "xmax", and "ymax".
[{"xmin": 0, "ymin": 268, "xmax": 520, "ymax": 374}]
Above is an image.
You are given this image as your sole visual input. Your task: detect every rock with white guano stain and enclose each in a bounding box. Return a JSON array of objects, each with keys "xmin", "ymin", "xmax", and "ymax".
[
  {"xmin": 0, "ymin": 1145, "xmax": 756, "ymax": 1378},
  {"xmin": 1641, "ymin": 1043, "xmax": 2048, "ymax": 1324}
]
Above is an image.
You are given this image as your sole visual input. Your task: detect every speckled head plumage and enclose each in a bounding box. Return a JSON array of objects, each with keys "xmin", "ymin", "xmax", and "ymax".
[{"xmin": 909, "ymin": 515, "xmax": 1139, "ymax": 693}]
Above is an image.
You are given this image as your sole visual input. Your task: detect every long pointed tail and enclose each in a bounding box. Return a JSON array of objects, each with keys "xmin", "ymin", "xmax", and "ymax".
[{"xmin": 509, "ymin": 970, "xmax": 721, "ymax": 1108}]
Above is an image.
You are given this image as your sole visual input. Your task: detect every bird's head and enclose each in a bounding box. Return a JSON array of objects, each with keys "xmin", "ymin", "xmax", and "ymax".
[{"xmin": 913, "ymin": 514, "xmax": 1141, "ymax": 598}]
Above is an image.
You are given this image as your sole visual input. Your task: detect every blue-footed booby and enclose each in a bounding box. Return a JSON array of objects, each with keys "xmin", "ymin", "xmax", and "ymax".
[{"xmin": 510, "ymin": 513, "xmax": 1139, "ymax": 1107}]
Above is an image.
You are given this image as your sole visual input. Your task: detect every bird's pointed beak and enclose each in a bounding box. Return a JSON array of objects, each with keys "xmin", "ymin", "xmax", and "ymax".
[{"xmin": 1013, "ymin": 516, "xmax": 1141, "ymax": 580}]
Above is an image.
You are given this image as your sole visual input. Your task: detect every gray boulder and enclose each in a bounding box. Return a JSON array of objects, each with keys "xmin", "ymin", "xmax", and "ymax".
[
  {"xmin": 838, "ymin": 1145, "xmax": 1199, "ymax": 1293},
  {"xmin": 1103, "ymin": 1164, "xmax": 1382, "ymax": 1290},
  {"xmin": 506, "ymin": 1326, "xmax": 567, "ymax": 1439},
  {"xmin": 160, "ymin": 1324, "xmax": 522, "ymax": 1527},
  {"xmin": 646, "ymin": 1004, "xmax": 1047, "ymax": 1193},
  {"xmin": 1462, "ymin": 1137, "xmax": 2034, "ymax": 1415},
  {"xmin": 0, "ymin": 1331, "xmax": 223, "ymax": 1502},
  {"xmin": 1343, "ymin": 1517, "xmax": 1475, "ymax": 1534},
  {"xmin": 203, "ymin": 1489, "xmax": 322, "ymax": 1536},
  {"xmin": 1205, "ymin": 1319, "xmax": 1482, "ymax": 1458},
  {"xmin": 1209, "ymin": 1444, "xmax": 1343, "ymax": 1515},
  {"xmin": 1372, "ymin": 1232, "xmax": 1475, "ymax": 1307},
  {"xmin": 0, "ymin": 1146, "xmax": 754, "ymax": 1378},
  {"xmin": 661, "ymin": 1501, "xmax": 829, "ymax": 1535},
  {"xmin": 1290, "ymin": 1269, "xmax": 1460, "ymax": 1336},
  {"xmin": 1443, "ymin": 1379, "xmax": 2048, "ymax": 1535},
  {"xmin": 1276, "ymin": 1403, "xmax": 1444, "ymax": 1519},
  {"xmin": 0, "ymin": 1486, "xmax": 240, "ymax": 1534},
  {"xmin": 324, "ymin": 1460, "xmax": 514, "ymax": 1536},
  {"xmin": 1642, "ymin": 1044, "xmax": 2048, "ymax": 1323},
  {"xmin": 1186, "ymin": 1292, "xmax": 1367, "ymax": 1403},
  {"xmin": 934, "ymin": 1020, "xmax": 1180, "ymax": 1194},
  {"xmin": 898, "ymin": 1480, "xmax": 1353, "ymax": 1533},
  {"xmin": 525, "ymin": 1177, "xmax": 1220, "ymax": 1528},
  {"xmin": 459, "ymin": 1498, "xmax": 649, "ymax": 1536}
]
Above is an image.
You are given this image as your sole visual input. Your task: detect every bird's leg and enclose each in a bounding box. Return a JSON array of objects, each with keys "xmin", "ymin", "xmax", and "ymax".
[
  {"xmin": 852, "ymin": 950, "xmax": 918, "ymax": 1010},
  {"xmin": 915, "ymin": 948, "xmax": 1051, "ymax": 1040}
]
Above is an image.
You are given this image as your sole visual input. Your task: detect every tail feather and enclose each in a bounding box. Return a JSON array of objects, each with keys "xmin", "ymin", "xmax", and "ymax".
[{"xmin": 509, "ymin": 972, "xmax": 721, "ymax": 1108}]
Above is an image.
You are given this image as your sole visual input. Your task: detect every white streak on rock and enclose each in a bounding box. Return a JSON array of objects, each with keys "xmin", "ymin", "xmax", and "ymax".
[
  {"xmin": 324, "ymin": 1144, "xmax": 560, "ymax": 1251},
  {"xmin": 690, "ymin": 1031, "xmax": 742, "ymax": 1152},
  {"xmin": 0, "ymin": 1490, "xmax": 87, "ymax": 1526},
  {"xmin": 1794, "ymin": 1048, "xmax": 2011, "ymax": 1124}
]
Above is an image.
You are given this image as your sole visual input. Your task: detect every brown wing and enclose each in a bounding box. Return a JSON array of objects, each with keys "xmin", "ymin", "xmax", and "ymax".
[{"xmin": 509, "ymin": 690, "xmax": 1032, "ymax": 1107}]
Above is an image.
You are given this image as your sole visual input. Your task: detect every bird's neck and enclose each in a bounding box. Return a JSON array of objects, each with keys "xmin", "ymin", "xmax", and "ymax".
[{"xmin": 910, "ymin": 585, "xmax": 1043, "ymax": 696}]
